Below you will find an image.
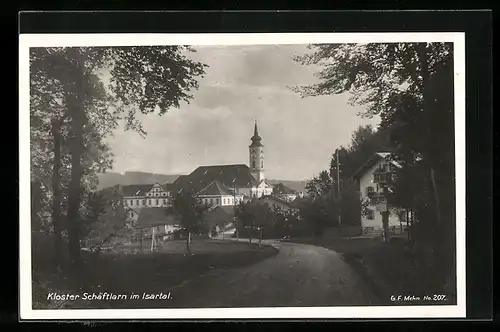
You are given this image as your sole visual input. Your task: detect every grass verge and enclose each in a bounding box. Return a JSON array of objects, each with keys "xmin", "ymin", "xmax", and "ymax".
[{"xmin": 32, "ymin": 239, "xmax": 278, "ymax": 309}]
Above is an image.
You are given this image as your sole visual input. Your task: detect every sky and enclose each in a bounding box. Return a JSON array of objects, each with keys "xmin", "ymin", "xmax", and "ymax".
[{"xmin": 105, "ymin": 44, "xmax": 380, "ymax": 181}]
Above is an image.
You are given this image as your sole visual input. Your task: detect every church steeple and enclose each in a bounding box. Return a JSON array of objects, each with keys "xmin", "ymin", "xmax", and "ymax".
[
  {"xmin": 249, "ymin": 120, "xmax": 265, "ymax": 182},
  {"xmin": 250, "ymin": 120, "xmax": 263, "ymax": 148}
]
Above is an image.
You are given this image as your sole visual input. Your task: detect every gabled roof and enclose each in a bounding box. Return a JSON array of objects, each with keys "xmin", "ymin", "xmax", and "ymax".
[
  {"xmin": 120, "ymin": 184, "xmax": 155, "ymax": 197},
  {"xmin": 136, "ymin": 207, "xmax": 180, "ymax": 229},
  {"xmin": 353, "ymin": 152, "xmax": 402, "ymax": 179},
  {"xmin": 119, "ymin": 183, "xmax": 177, "ymax": 197},
  {"xmin": 174, "ymin": 164, "xmax": 258, "ymax": 193},
  {"xmin": 196, "ymin": 180, "xmax": 236, "ymax": 196},
  {"xmin": 203, "ymin": 205, "xmax": 234, "ymax": 227}
]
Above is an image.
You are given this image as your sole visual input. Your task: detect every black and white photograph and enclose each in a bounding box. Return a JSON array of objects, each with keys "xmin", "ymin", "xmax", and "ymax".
[{"xmin": 20, "ymin": 32, "xmax": 466, "ymax": 319}]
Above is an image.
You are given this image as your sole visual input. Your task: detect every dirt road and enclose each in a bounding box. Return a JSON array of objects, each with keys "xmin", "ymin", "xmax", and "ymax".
[{"xmin": 159, "ymin": 239, "xmax": 380, "ymax": 308}]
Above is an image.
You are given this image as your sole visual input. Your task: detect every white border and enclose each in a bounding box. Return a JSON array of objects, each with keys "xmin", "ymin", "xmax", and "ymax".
[{"xmin": 19, "ymin": 32, "xmax": 466, "ymax": 320}]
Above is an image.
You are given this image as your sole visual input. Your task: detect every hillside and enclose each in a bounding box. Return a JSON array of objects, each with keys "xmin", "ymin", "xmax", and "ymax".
[
  {"xmin": 97, "ymin": 172, "xmax": 308, "ymax": 193},
  {"xmin": 97, "ymin": 172, "xmax": 183, "ymax": 190}
]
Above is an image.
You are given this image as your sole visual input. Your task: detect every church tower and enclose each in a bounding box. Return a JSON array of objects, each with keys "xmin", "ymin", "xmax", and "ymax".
[{"xmin": 249, "ymin": 120, "xmax": 265, "ymax": 182}]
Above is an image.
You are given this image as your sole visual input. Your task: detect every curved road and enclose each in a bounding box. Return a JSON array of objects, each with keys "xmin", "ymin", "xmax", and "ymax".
[{"xmin": 163, "ymin": 240, "xmax": 380, "ymax": 308}]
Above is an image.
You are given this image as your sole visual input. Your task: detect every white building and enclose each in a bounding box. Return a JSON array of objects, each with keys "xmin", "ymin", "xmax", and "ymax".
[
  {"xmin": 120, "ymin": 182, "xmax": 174, "ymax": 209},
  {"xmin": 354, "ymin": 152, "xmax": 402, "ymax": 231},
  {"xmin": 196, "ymin": 180, "xmax": 244, "ymax": 207}
]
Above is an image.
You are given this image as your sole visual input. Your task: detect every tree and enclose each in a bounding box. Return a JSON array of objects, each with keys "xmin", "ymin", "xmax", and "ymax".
[
  {"xmin": 293, "ymin": 42, "xmax": 455, "ymax": 290},
  {"xmin": 80, "ymin": 186, "xmax": 134, "ymax": 254},
  {"xmin": 30, "ymin": 46, "xmax": 207, "ymax": 268},
  {"xmin": 168, "ymin": 191, "xmax": 210, "ymax": 255},
  {"xmin": 235, "ymin": 201, "xmax": 256, "ymax": 243},
  {"xmin": 252, "ymin": 203, "xmax": 274, "ymax": 246},
  {"xmin": 297, "ymin": 193, "xmax": 339, "ymax": 238},
  {"xmin": 339, "ymin": 178, "xmax": 362, "ymax": 227},
  {"xmin": 305, "ymin": 170, "xmax": 333, "ymax": 198}
]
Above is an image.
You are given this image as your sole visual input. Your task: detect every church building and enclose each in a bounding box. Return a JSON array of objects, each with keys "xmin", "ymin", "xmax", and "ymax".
[{"xmin": 173, "ymin": 121, "xmax": 274, "ymax": 200}]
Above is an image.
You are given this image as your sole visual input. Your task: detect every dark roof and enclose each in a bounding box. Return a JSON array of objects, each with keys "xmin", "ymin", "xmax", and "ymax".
[
  {"xmin": 203, "ymin": 206, "xmax": 234, "ymax": 227},
  {"xmin": 136, "ymin": 207, "xmax": 180, "ymax": 228},
  {"xmin": 250, "ymin": 121, "xmax": 263, "ymax": 148},
  {"xmin": 164, "ymin": 183, "xmax": 177, "ymax": 191},
  {"xmin": 273, "ymin": 183, "xmax": 297, "ymax": 195},
  {"xmin": 175, "ymin": 164, "xmax": 258, "ymax": 193},
  {"xmin": 119, "ymin": 183, "xmax": 177, "ymax": 197},
  {"xmin": 120, "ymin": 184, "xmax": 154, "ymax": 197},
  {"xmin": 196, "ymin": 180, "xmax": 236, "ymax": 196},
  {"xmin": 352, "ymin": 152, "xmax": 401, "ymax": 179}
]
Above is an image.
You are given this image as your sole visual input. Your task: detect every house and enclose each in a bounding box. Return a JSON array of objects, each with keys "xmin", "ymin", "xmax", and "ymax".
[
  {"xmin": 134, "ymin": 207, "xmax": 182, "ymax": 251},
  {"xmin": 172, "ymin": 121, "xmax": 274, "ymax": 200},
  {"xmin": 272, "ymin": 183, "xmax": 298, "ymax": 202},
  {"xmin": 353, "ymin": 152, "xmax": 403, "ymax": 232},
  {"xmin": 195, "ymin": 180, "xmax": 244, "ymax": 207},
  {"xmin": 120, "ymin": 182, "xmax": 176, "ymax": 209}
]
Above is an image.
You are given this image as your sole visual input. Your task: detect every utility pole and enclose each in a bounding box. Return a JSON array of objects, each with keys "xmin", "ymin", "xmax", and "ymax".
[
  {"xmin": 337, "ymin": 149, "xmax": 342, "ymax": 226},
  {"xmin": 381, "ymin": 185, "xmax": 390, "ymax": 243},
  {"xmin": 234, "ymin": 184, "xmax": 238, "ymax": 241}
]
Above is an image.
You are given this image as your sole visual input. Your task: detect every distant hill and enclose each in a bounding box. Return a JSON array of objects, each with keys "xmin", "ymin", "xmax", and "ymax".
[
  {"xmin": 97, "ymin": 172, "xmax": 183, "ymax": 190},
  {"xmin": 97, "ymin": 171, "xmax": 308, "ymax": 194}
]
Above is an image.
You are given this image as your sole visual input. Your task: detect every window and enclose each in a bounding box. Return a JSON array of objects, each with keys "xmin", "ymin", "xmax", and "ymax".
[
  {"xmin": 373, "ymin": 173, "xmax": 388, "ymax": 184},
  {"xmin": 148, "ymin": 199, "xmax": 151, "ymax": 205},
  {"xmin": 366, "ymin": 209, "xmax": 375, "ymax": 220},
  {"xmin": 130, "ymin": 200, "xmax": 133, "ymax": 206},
  {"xmin": 216, "ymin": 198, "xmax": 220, "ymax": 205},
  {"xmin": 365, "ymin": 186, "xmax": 375, "ymax": 196},
  {"xmin": 136, "ymin": 199, "xmax": 139, "ymax": 206},
  {"xmin": 156, "ymin": 199, "xmax": 159, "ymax": 205},
  {"xmin": 261, "ymin": 161, "xmax": 263, "ymax": 168},
  {"xmin": 252, "ymin": 160, "xmax": 256, "ymax": 168},
  {"xmin": 164, "ymin": 199, "xmax": 167, "ymax": 205},
  {"xmin": 142, "ymin": 200, "xmax": 145, "ymax": 205}
]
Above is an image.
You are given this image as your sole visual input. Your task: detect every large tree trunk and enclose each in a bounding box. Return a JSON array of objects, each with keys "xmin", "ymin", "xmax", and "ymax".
[
  {"xmin": 50, "ymin": 119, "xmax": 63, "ymax": 268},
  {"xmin": 429, "ymin": 167, "xmax": 442, "ymax": 225},
  {"xmin": 382, "ymin": 211, "xmax": 390, "ymax": 243},
  {"xmin": 66, "ymin": 50, "xmax": 86, "ymax": 270}
]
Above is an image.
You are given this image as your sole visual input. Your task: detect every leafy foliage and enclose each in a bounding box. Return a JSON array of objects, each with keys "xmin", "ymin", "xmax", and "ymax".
[
  {"xmin": 339, "ymin": 178, "xmax": 362, "ymax": 226},
  {"xmin": 305, "ymin": 170, "xmax": 333, "ymax": 198},
  {"xmin": 293, "ymin": 42, "xmax": 456, "ymax": 291},
  {"xmin": 30, "ymin": 46, "xmax": 207, "ymax": 266},
  {"xmin": 169, "ymin": 191, "xmax": 210, "ymax": 235},
  {"xmin": 80, "ymin": 187, "xmax": 134, "ymax": 250}
]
